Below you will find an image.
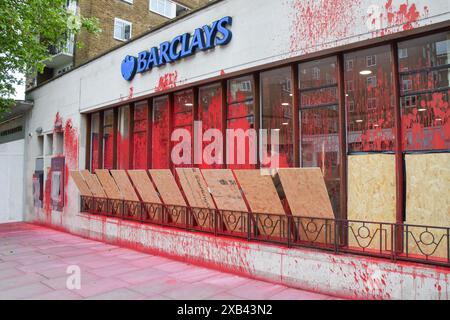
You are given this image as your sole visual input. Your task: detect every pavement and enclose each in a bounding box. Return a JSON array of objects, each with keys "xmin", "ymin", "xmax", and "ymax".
[{"xmin": 0, "ymin": 222, "xmax": 341, "ymax": 300}]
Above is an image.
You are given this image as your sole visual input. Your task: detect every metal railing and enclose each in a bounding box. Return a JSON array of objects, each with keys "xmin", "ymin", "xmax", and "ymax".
[{"xmin": 80, "ymin": 196, "xmax": 450, "ymax": 268}]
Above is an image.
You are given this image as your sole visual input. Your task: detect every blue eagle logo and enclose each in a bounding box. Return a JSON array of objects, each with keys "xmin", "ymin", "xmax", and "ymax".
[{"xmin": 121, "ymin": 55, "xmax": 137, "ymax": 81}]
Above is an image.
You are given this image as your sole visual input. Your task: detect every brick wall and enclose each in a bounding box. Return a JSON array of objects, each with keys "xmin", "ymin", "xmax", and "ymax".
[{"xmin": 74, "ymin": 0, "xmax": 211, "ymax": 66}]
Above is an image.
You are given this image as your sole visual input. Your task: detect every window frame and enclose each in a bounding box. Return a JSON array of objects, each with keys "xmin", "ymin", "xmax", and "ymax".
[{"xmin": 114, "ymin": 18, "xmax": 132, "ymax": 42}]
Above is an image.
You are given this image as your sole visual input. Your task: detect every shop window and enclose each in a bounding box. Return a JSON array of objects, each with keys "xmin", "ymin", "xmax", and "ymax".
[
  {"xmin": 102, "ymin": 110, "xmax": 114, "ymax": 170},
  {"xmin": 172, "ymin": 90, "xmax": 193, "ymax": 168},
  {"xmin": 152, "ymin": 96, "xmax": 170, "ymax": 169},
  {"xmin": 199, "ymin": 84, "xmax": 223, "ymax": 169},
  {"xmin": 90, "ymin": 113, "xmax": 100, "ymax": 171},
  {"xmin": 117, "ymin": 105, "xmax": 130, "ymax": 169},
  {"xmin": 261, "ymin": 67, "xmax": 294, "ymax": 168},
  {"xmin": 227, "ymin": 76, "xmax": 256, "ymax": 169},
  {"xmin": 344, "ymin": 45, "xmax": 395, "ymax": 152},
  {"xmin": 346, "ymin": 59, "xmax": 354, "ymax": 71},
  {"xmin": 398, "ymin": 31, "xmax": 450, "ymax": 151},
  {"xmin": 299, "ymin": 56, "xmax": 340, "ymax": 216},
  {"xmin": 133, "ymin": 101, "xmax": 149, "ymax": 169}
]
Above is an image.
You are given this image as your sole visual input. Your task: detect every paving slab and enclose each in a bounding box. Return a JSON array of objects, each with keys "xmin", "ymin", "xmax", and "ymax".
[{"xmin": 0, "ymin": 223, "xmax": 342, "ymax": 300}]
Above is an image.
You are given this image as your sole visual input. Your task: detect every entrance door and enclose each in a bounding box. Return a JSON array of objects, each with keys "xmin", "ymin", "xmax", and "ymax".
[{"xmin": 0, "ymin": 139, "xmax": 24, "ymax": 223}]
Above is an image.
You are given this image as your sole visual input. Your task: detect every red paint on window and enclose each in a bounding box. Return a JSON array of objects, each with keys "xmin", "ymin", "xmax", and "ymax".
[
  {"xmin": 155, "ymin": 71, "xmax": 178, "ymax": 93},
  {"xmin": 199, "ymin": 84, "xmax": 223, "ymax": 169},
  {"xmin": 102, "ymin": 110, "xmax": 114, "ymax": 170},
  {"xmin": 90, "ymin": 113, "xmax": 100, "ymax": 171},
  {"xmin": 133, "ymin": 102, "xmax": 149, "ymax": 169},
  {"xmin": 172, "ymin": 91, "xmax": 193, "ymax": 168},
  {"xmin": 152, "ymin": 96, "xmax": 170, "ymax": 169},
  {"xmin": 43, "ymin": 167, "xmax": 52, "ymax": 215},
  {"xmin": 227, "ymin": 76, "xmax": 256, "ymax": 169}
]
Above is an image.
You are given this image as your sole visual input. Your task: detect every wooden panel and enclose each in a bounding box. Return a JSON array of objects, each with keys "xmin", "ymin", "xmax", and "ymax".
[
  {"xmin": 202, "ymin": 169, "xmax": 248, "ymax": 232},
  {"xmin": 80, "ymin": 170, "xmax": 106, "ymax": 198},
  {"xmin": 110, "ymin": 170, "xmax": 139, "ymax": 202},
  {"xmin": 176, "ymin": 168, "xmax": 215, "ymax": 228},
  {"xmin": 278, "ymin": 168, "xmax": 335, "ymax": 245},
  {"xmin": 234, "ymin": 170, "xmax": 285, "ymax": 214},
  {"xmin": 148, "ymin": 169, "xmax": 186, "ymax": 206},
  {"xmin": 234, "ymin": 170, "xmax": 286, "ymax": 238},
  {"xmin": 278, "ymin": 168, "xmax": 334, "ymax": 218},
  {"xmin": 405, "ymin": 153, "xmax": 450, "ymax": 259},
  {"xmin": 348, "ymin": 155, "xmax": 396, "ymax": 251},
  {"xmin": 95, "ymin": 169, "xmax": 123, "ymax": 200},
  {"xmin": 69, "ymin": 171, "xmax": 92, "ymax": 197},
  {"xmin": 128, "ymin": 170, "xmax": 161, "ymax": 204}
]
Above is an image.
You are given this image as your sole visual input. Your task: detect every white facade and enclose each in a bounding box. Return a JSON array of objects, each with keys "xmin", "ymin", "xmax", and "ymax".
[{"xmin": 18, "ymin": 0, "xmax": 450, "ymax": 298}]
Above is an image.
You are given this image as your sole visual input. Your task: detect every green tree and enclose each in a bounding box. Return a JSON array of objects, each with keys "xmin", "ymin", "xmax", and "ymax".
[{"xmin": 0, "ymin": 0, "xmax": 100, "ymax": 114}]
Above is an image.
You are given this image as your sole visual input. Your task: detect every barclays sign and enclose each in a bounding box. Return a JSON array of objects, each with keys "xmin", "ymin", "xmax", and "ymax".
[{"xmin": 121, "ymin": 16, "xmax": 233, "ymax": 81}]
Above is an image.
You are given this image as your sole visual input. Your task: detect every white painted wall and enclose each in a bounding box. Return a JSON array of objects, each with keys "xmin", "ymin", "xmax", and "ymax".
[{"xmin": 0, "ymin": 139, "xmax": 24, "ymax": 223}]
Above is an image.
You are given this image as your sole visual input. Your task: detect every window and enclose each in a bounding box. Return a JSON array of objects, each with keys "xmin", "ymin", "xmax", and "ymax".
[
  {"xmin": 55, "ymin": 132, "xmax": 64, "ymax": 155},
  {"xmin": 149, "ymin": 0, "xmax": 188, "ymax": 18},
  {"xmin": 345, "ymin": 46, "xmax": 395, "ymax": 152},
  {"xmin": 103, "ymin": 110, "xmax": 114, "ymax": 170},
  {"xmin": 346, "ymin": 59, "xmax": 354, "ymax": 71},
  {"xmin": 261, "ymin": 67, "xmax": 294, "ymax": 168},
  {"xmin": 366, "ymin": 54, "xmax": 377, "ymax": 67},
  {"xmin": 398, "ymin": 48, "xmax": 408, "ymax": 59},
  {"xmin": 299, "ymin": 57, "xmax": 340, "ymax": 216},
  {"xmin": 152, "ymin": 96, "xmax": 170, "ymax": 169},
  {"xmin": 114, "ymin": 18, "xmax": 132, "ymax": 41},
  {"xmin": 117, "ymin": 105, "xmax": 130, "ymax": 169},
  {"xmin": 398, "ymin": 31, "xmax": 450, "ymax": 151},
  {"xmin": 122, "ymin": 0, "xmax": 133, "ymax": 3},
  {"xmin": 45, "ymin": 133, "xmax": 53, "ymax": 156},
  {"xmin": 227, "ymin": 76, "xmax": 256, "ymax": 169},
  {"xmin": 90, "ymin": 113, "xmax": 100, "ymax": 171},
  {"xmin": 172, "ymin": 90, "xmax": 193, "ymax": 168},
  {"xmin": 133, "ymin": 101, "xmax": 149, "ymax": 169},
  {"xmin": 199, "ymin": 84, "xmax": 223, "ymax": 169},
  {"xmin": 37, "ymin": 135, "xmax": 44, "ymax": 157}
]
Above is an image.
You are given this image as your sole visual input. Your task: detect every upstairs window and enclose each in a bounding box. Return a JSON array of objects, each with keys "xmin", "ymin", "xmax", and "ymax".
[
  {"xmin": 114, "ymin": 18, "xmax": 132, "ymax": 41},
  {"xmin": 149, "ymin": 0, "xmax": 188, "ymax": 18}
]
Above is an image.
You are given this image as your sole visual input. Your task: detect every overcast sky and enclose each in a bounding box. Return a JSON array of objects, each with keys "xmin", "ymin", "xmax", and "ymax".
[{"xmin": 12, "ymin": 72, "xmax": 25, "ymax": 101}]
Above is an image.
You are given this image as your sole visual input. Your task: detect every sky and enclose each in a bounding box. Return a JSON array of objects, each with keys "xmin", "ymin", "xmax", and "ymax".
[{"xmin": 12, "ymin": 72, "xmax": 25, "ymax": 101}]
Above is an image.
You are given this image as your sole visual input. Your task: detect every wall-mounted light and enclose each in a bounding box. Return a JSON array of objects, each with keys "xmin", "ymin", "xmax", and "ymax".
[
  {"xmin": 355, "ymin": 119, "xmax": 364, "ymax": 123},
  {"xmin": 281, "ymin": 103, "xmax": 290, "ymax": 106},
  {"xmin": 185, "ymin": 103, "xmax": 193, "ymax": 107},
  {"xmin": 418, "ymin": 108, "xmax": 427, "ymax": 112},
  {"xmin": 282, "ymin": 122, "xmax": 289, "ymax": 126}
]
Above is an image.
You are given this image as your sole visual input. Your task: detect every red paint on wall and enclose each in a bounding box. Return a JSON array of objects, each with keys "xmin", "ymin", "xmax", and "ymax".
[
  {"xmin": 43, "ymin": 167, "xmax": 52, "ymax": 215},
  {"xmin": 155, "ymin": 71, "xmax": 178, "ymax": 93},
  {"xmin": 288, "ymin": 0, "xmax": 362, "ymax": 53},
  {"xmin": 372, "ymin": 1, "xmax": 427, "ymax": 37},
  {"xmin": 63, "ymin": 119, "xmax": 79, "ymax": 205}
]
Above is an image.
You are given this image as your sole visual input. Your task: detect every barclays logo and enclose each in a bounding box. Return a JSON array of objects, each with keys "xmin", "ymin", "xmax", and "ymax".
[
  {"xmin": 121, "ymin": 16, "xmax": 233, "ymax": 81},
  {"xmin": 121, "ymin": 55, "xmax": 137, "ymax": 81}
]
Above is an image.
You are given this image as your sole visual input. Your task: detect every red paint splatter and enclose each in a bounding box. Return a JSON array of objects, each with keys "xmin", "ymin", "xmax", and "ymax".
[
  {"xmin": 54, "ymin": 112, "xmax": 63, "ymax": 131},
  {"xmin": 372, "ymin": 1, "xmax": 426, "ymax": 37},
  {"xmin": 155, "ymin": 71, "xmax": 178, "ymax": 93},
  {"xmin": 220, "ymin": 69, "xmax": 225, "ymax": 76},
  {"xmin": 63, "ymin": 119, "xmax": 79, "ymax": 206},
  {"xmin": 128, "ymin": 87, "xmax": 134, "ymax": 100},
  {"xmin": 43, "ymin": 167, "xmax": 52, "ymax": 215},
  {"xmin": 288, "ymin": 0, "xmax": 362, "ymax": 53},
  {"xmin": 152, "ymin": 97, "xmax": 170, "ymax": 169}
]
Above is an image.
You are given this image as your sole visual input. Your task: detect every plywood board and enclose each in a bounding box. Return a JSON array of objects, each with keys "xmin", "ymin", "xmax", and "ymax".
[
  {"xmin": 80, "ymin": 170, "xmax": 106, "ymax": 198},
  {"xmin": 278, "ymin": 168, "xmax": 334, "ymax": 218},
  {"xmin": 110, "ymin": 170, "xmax": 139, "ymax": 202},
  {"xmin": 95, "ymin": 169, "xmax": 123, "ymax": 200},
  {"xmin": 176, "ymin": 168, "xmax": 215, "ymax": 228},
  {"xmin": 69, "ymin": 171, "xmax": 92, "ymax": 197},
  {"xmin": 128, "ymin": 170, "xmax": 161, "ymax": 204},
  {"xmin": 234, "ymin": 170, "xmax": 286, "ymax": 238},
  {"xmin": 405, "ymin": 153, "xmax": 450, "ymax": 259},
  {"xmin": 202, "ymin": 169, "xmax": 248, "ymax": 232},
  {"xmin": 233, "ymin": 170, "xmax": 285, "ymax": 215},
  {"xmin": 149, "ymin": 170, "xmax": 186, "ymax": 207},
  {"xmin": 347, "ymin": 154, "xmax": 396, "ymax": 251}
]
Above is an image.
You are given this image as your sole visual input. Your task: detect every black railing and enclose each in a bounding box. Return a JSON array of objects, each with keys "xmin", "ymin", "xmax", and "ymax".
[{"xmin": 80, "ymin": 196, "xmax": 450, "ymax": 268}]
